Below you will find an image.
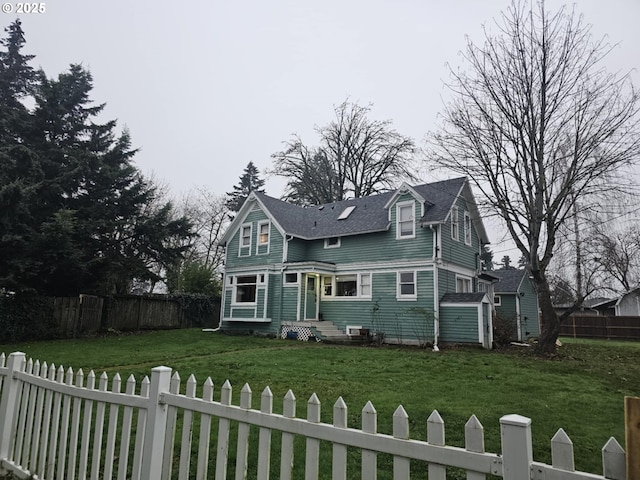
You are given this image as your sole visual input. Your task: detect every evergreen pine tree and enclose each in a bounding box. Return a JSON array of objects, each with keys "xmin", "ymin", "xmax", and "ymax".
[{"xmin": 225, "ymin": 161, "xmax": 265, "ymax": 213}]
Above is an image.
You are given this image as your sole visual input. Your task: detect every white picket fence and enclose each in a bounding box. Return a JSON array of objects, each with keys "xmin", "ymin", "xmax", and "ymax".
[{"xmin": 0, "ymin": 351, "xmax": 627, "ymax": 480}]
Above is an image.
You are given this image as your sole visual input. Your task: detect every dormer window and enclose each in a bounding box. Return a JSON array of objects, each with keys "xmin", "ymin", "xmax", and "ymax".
[{"xmin": 396, "ymin": 201, "xmax": 415, "ymax": 239}]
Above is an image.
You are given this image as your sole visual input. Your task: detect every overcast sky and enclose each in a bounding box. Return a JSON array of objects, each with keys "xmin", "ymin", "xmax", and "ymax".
[{"xmin": 8, "ymin": 0, "xmax": 640, "ymax": 256}]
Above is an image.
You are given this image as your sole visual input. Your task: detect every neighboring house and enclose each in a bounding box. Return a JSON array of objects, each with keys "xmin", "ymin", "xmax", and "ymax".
[
  {"xmin": 488, "ymin": 269, "xmax": 540, "ymax": 341},
  {"xmin": 612, "ymin": 288, "xmax": 640, "ymax": 316},
  {"xmin": 219, "ymin": 177, "xmax": 496, "ymax": 348}
]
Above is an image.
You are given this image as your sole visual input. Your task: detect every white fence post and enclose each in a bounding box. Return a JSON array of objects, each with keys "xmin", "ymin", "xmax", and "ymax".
[
  {"xmin": 140, "ymin": 366, "xmax": 172, "ymax": 480},
  {"xmin": 0, "ymin": 352, "xmax": 26, "ymax": 464},
  {"xmin": 500, "ymin": 414, "xmax": 533, "ymax": 480}
]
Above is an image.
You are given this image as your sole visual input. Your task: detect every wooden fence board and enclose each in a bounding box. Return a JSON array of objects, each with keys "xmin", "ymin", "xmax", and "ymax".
[{"xmin": 552, "ymin": 315, "xmax": 640, "ymax": 340}]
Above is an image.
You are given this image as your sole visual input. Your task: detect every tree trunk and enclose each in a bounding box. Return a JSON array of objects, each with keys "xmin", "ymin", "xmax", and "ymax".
[{"xmin": 533, "ymin": 273, "xmax": 561, "ymax": 353}]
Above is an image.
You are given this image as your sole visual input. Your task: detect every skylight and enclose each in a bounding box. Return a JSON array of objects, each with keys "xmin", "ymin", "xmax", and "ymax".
[{"xmin": 337, "ymin": 205, "xmax": 356, "ymax": 220}]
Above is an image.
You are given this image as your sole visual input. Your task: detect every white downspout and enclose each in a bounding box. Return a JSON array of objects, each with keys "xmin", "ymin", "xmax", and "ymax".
[{"xmin": 430, "ymin": 224, "xmax": 440, "ymax": 352}]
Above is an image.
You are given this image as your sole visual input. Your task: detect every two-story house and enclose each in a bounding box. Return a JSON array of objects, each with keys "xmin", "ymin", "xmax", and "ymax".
[{"xmin": 219, "ymin": 177, "xmax": 496, "ymax": 348}]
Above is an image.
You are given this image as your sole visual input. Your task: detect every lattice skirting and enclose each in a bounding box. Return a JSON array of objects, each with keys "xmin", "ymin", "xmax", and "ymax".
[{"xmin": 280, "ymin": 325, "xmax": 321, "ymax": 342}]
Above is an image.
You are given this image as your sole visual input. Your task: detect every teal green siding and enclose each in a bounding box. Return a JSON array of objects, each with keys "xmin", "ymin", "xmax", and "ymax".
[
  {"xmin": 440, "ymin": 196, "xmax": 480, "ymax": 269},
  {"xmin": 495, "ymin": 279, "xmax": 540, "ymax": 340},
  {"xmin": 226, "ymin": 208, "xmax": 284, "ymax": 269},
  {"xmin": 317, "ymin": 270, "xmax": 435, "ymax": 343},
  {"xmin": 439, "ymin": 306, "xmax": 481, "ymax": 344},
  {"xmin": 286, "ymin": 239, "xmax": 307, "ymax": 262}
]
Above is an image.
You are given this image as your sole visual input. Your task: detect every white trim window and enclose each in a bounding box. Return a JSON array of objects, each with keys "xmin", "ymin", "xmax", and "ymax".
[
  {"xmin": 239, "ymin": 223, "xmax": 252, "ymax": 256},
  {"xmin": 258, "ymin": 221, "xmax": 270, "ymax": 245},
  {"xmin": 360, "ymin": 273, "xmax": 372, "ymax": 297},
  {"xmin": 324, "ymin": 237, "xmax": 341, "ymax": 249},
  {"xmin": 322, "ymin": 273, "xmax": 372, "ymax": 299},
  {"xmin": 494, "ymin": 295, "xmax": 502, "ymax": 306},
  {"xmin": 464, "ymin": 211, "xmax": 472, "ymax": 245},
  {"xmin": 451, "ymin": 206, "xmax": 459, "ymax": 241},
  {"xmin": 284, "ymin": 272, "xmax": 298, "ymax": 285},
  {"xmin": 456, "ymin": 275, "xmax": 472, "ymax": 293},
  {"xmin": 234, "ymin": 275, "xmax": 257, "ymax": 304},
  {"xmin": 397, "ymin": 271, "xmax": 417, "ymax": 300},
  {"xmin": 397, "ymin": 201, "xmax": 415, "ymax": 239}
]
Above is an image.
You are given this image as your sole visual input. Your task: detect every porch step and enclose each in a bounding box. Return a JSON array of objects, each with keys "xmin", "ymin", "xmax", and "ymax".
[{"xmin": 313, "ymin": 321, "xmax": 349, "ymax": 341}]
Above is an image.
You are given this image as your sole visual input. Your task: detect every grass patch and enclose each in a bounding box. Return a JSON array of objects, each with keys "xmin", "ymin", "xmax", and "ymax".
[{"xmin": 1, "ymin": 331, "xmax": 637, "ymax": 477}]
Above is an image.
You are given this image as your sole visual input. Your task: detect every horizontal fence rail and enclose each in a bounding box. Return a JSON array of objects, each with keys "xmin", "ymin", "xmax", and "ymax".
[{"xmin": 0, "ymin": 351, "xmax": 628, "ymax": 479}]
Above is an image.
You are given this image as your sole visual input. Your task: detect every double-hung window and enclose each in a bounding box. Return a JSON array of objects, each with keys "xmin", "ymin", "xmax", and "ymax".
[
  {"xmin": 397, "ymin": 202, "xmax": 415, "ymax": 239},
  {"xmin": 451, "ymin": 206, "xmax": 459, "ymax": 241},
  {"xmin": 240, "ymin": 224, "xmax": 252, "ymax": 256},
  {"xmin": 258, "ymin": 222, "xmax": 269, "ymax": 245},
  {"xmin": 456, "ymin": 276, "xmax": 472, "ymax": 293},
  {"xmin": 397, "ymin": 271, "xmax": 417, "ymax": 300},
  {"xmin": 464, "ymin": 211, "xmax": 472, "ymax": 245}
]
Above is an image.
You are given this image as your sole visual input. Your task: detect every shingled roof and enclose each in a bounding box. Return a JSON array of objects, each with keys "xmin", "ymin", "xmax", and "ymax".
[
  {"xmin": 221, "ymin": 177, "xmax": 490, "ymax": 244},
  {"xmin": 492, "ymin": 269, "xmax": 526, "ymax": 293},
  {"xmin": 251, "ymin": 177, "xmax": 470, "ymax": 240}
]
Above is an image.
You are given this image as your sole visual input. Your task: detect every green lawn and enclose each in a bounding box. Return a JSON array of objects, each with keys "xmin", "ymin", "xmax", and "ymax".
[{"xmin": 1, "ymin": 331, "xmax": 638, "ymax": 478}]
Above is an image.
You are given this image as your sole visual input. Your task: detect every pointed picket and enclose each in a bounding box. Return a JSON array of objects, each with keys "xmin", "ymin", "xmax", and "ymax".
[
  {"xmin": 550, "ymin": 428, "xmax": 574, "ymax": 471},
  {"xmin": 47, "ymin": 365, "xmax": 66, "ymax": 480},
  {"xmin": 465, "ymin": 414, "xmax": 486, "ymax": 480},
  {"xmin": 602, "ymin": 437, "xmax": 625, "ymax": 480},
  {"xmin": 393, "ymin": 405, "xmax": 410, "ymax": 480},
  {"xmin": 178, "ymin": 374, "xmax": 197, "ymax": 480},
  {"xmin": 362, "ymin": 401, "xmax": 378, "ymax": 480},
  {"xmin": 67, "ymin": 368, "xmax": 85, "ymax": 480},
  {"xmin": 196, "ymin": 377, "xmax": 214, "ymax": 480},
  {"xmin": 21, "ymin": 359, "xmax": 39, "ymax": 469},
  {"xmin": 257, "ymin": 386, "xmax": 273, "ymax": 480},
  {"xmin": 78, "ymin": 370, "xmax": 96, "ymax": 480},
  {"xmin": 90, "ymin": 371, "xmax": 109, "ymax": 479},
  {"xmin": 280, "ymin": 390, "xmax": 297, "ymax": 480},
  {"xmin": 236, "ymin": 383, "xmax": 253, "ymax": 480},
  {"xmin": 37, "ymin": 363, "xmax": 57, "ymax": 478},
  {"xmin": 428, "ymin": 410, "xmax": 446, "ymax": 480},
  {"xmin": 332, "ymin": 397, "xmax": 348, "ymax": 480},
  {"xmin": 104, "ymin": 373, "xmax": 122, "ymax": 480},
  {"xmin": 305, "ymin": 393, "xmax": 321, "ymax": 480},
  {"xmin": 118, "ymin": 374, "xmax": 137, "ymax": 480},
  {"xmin": 162, "ymin": 371, "xmax": 181, "ymax": 480},
  {"xmin": 215, "ymin": 380, "xmax": 233, "ymax": 480},
  {"xmin": 131, "ymin": 376, "xmax": 150, "ymax": 480}
]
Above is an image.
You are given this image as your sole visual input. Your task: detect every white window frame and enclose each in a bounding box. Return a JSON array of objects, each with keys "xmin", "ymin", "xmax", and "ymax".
[
  {"xmin": 494, "ymin": 295, "xmax": 502, "ymax": 306},
  {"xmin": 451, "ymin": 206, "xmax": 459, "ymax": 241},
  {"xmin": 360, "ymin": 273, "xmax": 372, "ymax": 298},
  {"xmin": 396, "ymin": 201, "xmax": 415, "ymax": 239},
  {"xmin": 321, "ymin": 273, "xmax": 372, "ymax": 299},
  {"xmin": 284, "ymin": 272, "xmax": 299, "ymax": 285},
  {"xmin": 324, "ymin": 237, "xmax": 341, "ymax": 249},
  {"xmin": 456, "ymin": 275, "xmax": 472, "ymax": 293},
  {"xmin": 464, "ymin": 211, "xmax": 472, "ymax": 245},
  {"xmin": 397, "ymin": 271, "xmax": 417, "ymax": 300},
  {"xmin": 239, "ymin": 223, "xmax": 252, "ymax": 256},
  {"xmin": 257, "ymin": 221, "xmax": 270, "ymax": 254},
  {"xmin": 232, "ymin": 274, "xmax": 258, "ymax": 305}
]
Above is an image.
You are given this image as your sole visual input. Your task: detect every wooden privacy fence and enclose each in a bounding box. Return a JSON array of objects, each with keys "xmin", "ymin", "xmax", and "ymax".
[
  {"xmin": 0, "ymin": 351, "xmax": 629, "ymax": 480},
  {"xmin": 557, "ymin": 315, "xmax": 640, "ymax": 340},
  {"xmin": 49, "ymin": 294, "xmax": 221, "ymax": 337}
]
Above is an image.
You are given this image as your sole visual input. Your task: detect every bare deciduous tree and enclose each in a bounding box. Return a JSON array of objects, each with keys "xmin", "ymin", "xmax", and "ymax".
[
  {"xmin": 272, "ymin": 100, "xmax": 417, "ymax": 204},
  {"xmin": 428, "ymin": 1, "xmax": 640, "ymax": 352}
]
